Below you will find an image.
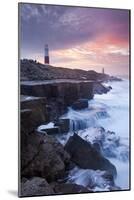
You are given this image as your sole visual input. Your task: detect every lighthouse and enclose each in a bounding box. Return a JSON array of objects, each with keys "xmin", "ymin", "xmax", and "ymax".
[
  {"xmin": 102, "ymin": 67, "xmax": 105, "ymax": 74},
  {"xmin": 44, "ymin": 44, "xmax": 49, "ymax": 64}
]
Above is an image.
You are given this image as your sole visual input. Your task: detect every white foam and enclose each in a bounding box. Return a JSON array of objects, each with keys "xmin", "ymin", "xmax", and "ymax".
[
  {"xmin": 37, "ymin": 122, "xmax": 54, "ymax": 131},
  {"xmin": 57, "ymin": 80, "xmax": 129, "ymax": 190},
  {"xmin": 68, "ymin": 167, "xmax": 113, "ymax": 191},
  {"xmin": 110, "ymin": 158, "xmax": 129, "ymax": 189}
]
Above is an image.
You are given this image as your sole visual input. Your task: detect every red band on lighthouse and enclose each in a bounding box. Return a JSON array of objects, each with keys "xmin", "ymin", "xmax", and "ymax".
[
  {"xmin": 45, "ymin": 56, "xmax": 49, "ymax": 64},
  {"xmin": 44, "ymin": 44, "xmax": 49, "ymax": 64}
]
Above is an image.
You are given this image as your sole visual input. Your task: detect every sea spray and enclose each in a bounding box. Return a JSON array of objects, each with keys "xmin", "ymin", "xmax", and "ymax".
[{"xmin": 57, "ymin": 79, "xmax": 129, "ymax": 190}]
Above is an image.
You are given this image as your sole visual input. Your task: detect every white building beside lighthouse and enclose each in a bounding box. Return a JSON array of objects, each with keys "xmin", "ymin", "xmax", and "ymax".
[{"xmin": 102, "ymin": 67, "xmax": 105, "ymax": 74}]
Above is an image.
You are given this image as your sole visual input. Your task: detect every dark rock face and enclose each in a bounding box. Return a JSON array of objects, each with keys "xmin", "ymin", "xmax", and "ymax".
[
  {"xmin": 21, "ymin": 59, "xmax": 122, "ymax": 82},
  {"xmin": 21, "ymin": 109, "xmax": 34, "ymax": 135},
  {"xmin": 21, "ymin": 132, "xmax": 70, "ymax": 182},
  {"xmin": 65, "ymin": 134, "xmax": 117, "ymax": 177},
  {"xmin": 20, "ymin": 177, "xmax": 55, "ymax": 197},
  {"xmin": 39, "ymin": 127, "xmax": 60, "ymax": 135},
  {"xmin": 20, "ymin": 59, "xmax": 111, "ymax": 81},
  {"xmin": 82, "ymin": 127, "xmax": 129, "ymax": 162},
  {"xmin": 20, "ymin": 177, "xmax": 92, "ymax": 197},
  {"xmin": 21, "ymin": 82, "xmax": 94, "ymax": 101},
  {"xmin": 21, "ymin": 96, "xmax": 48, "ymax": 127},
  {"xmin": 46, "ymin": 99, "xmax": 67, "ymax": 121},
  {"xmin": 21, "ymin": 81, "xmax": 93, "ymax": 121},
  {"xmin": 93, "ymin": 83, "xmax": 111, "ymax": 94},
  {"xmin": 72, "ymin": 99, "xmax": 88, "ymax": 110},
  {"xmin": 20, "ymin": 60, "xmax": 119, "ymax": 195},
  {"xmin": 53, "ymin": 183, "xmax": 91, "ymax": 194},
  {"xmin": 108, "ymin": 76, "xmax": 122, "ymax": 82},
  {"xmin": 55, "ymin": 118, "xmax": 70, "ymax": 133}
]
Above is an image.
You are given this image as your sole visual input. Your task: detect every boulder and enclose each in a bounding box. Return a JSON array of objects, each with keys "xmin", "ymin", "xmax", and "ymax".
[
  {"xmin": 65, "ymin": 134, "xmax": 117, "ymax": 177},
  {"xmin": 79, "ymin": 82, "xmax": 93, "ymax": 99},
  {"xmin": 108, "ymin": 86, "xmax": 112, "ymax": 90},
  {"xmin": 45, "ymin": 99, "xmax": 67, "ymax": 122},
  {"xmin": 21, "ymin": 96, "xmax": 48, "ymax": 130},
  {"xmin": 93, "ymin": 83, "xmax": 111, "ymax": 94},
  {"xmin": 109, "ymin": 76, "xmax": 122, "ymax": 82},
  {"xmin": 20, "ymin": 177, "xmax": 54, "ymax": 197},
  {"xmin": 21, "ymin": 132, "xmax": 70, "ymax": 182},
  {"xmin": 21, "ymin": 109, "xmax": 34, "ymax": 134},
  {"xmin": 72, "ymin": 99, "xmax": 88, "ymax": 110},
  {"xmin": 55, "ymin": 118, "xmax": 70, "ymax": 133},
  {"xmin": 39, "ymin": 127, "xmax": 60, "ymax": 135},
  {"xmin": 53, "ymin": 183, "xmax": 91, "ymax": 194}
]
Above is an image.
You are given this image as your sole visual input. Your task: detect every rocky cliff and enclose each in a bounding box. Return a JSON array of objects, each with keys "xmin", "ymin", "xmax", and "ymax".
[
  {"xmin": 20, "ymin": 59, "xmax": 122, "ymax": 82},
  {"xmin": 19, "ymin": 59, "xmax": 119, "ymax": 197},
  {"xmin": 21, "ymin": 80, "xmax": 94, "ymax": 122}
]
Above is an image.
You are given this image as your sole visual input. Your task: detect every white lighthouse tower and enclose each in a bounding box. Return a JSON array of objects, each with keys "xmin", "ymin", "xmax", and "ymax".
[{"xmin": 44, "ymin": 44, "xmax": 49, "ymax": 64}]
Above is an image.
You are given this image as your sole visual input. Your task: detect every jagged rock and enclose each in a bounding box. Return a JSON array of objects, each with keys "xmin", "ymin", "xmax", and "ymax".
[
  {"xmin": 39, "ymin": 127, "xmax": 60, "ymax": 135},
  {"xmin": 55, "ymin": 118, "xmax": 70, "ymax": 133},
  {"xmin": 92, "ymin": 142, "xmax": 101, "ymax": 152},
  {"xmin": 46, "ymin": 99, "xmax": 67, "ymax": 121},
  {"xmin": 72, "ymin": 99, "xmax": 88, "ymax": 110},
  {"xmin": 21, "ymin": 81, "xmax": 93, "ymax": 121},
  {"xmin": 20, "ymin": 177, "xmax": 54, "ymax": 197},
  {"xmin": 21, "ymin": 81, "xmax": 93, "ymax": 101},
  {"xmin": 65, "ymin": 134, "xmax": 117, "ymax": 177},
  {"xmin": 21, "ymin": 132, "xmax": 70, "ymax": 182},
  {"xmin": 21, "ymin": 59, "xmax": 121, "ymax": 82},
  {"xmin": 108, "ymin": 86, "xmax": 112, "ymax": 90},
  {"xmin": 79, "ymin": 82, "xmax": 93, "ymax": 99},
  {"xmin": 21, "ymin": 96, "xmax": 48, "ymax": 131},
  {"xmin": 52, "ymin": 183, "xmax": 91, "ymax": 194},
  {"xmin": 93, "ymin": 83, "xmax": 111, "ymax": 94},
  {"xmin": 20, "ymin": 59, "xmax": 108, "ymax": 81},
  {"xmin": 79, "ymin": 127, "xmax": 129, "ymax": 162},
  {"xmin": 109, "ymin": 76, "xmax": 122, "ymax": 82},
  {"xmin": 21, "ymin": 109, "xmax": 34, "ymax": 134}
]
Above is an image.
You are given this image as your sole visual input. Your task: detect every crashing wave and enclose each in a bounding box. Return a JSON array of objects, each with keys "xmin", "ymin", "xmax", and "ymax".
[
  {"xmin": 67, "ymin": 167, "xmax": 120, "ymax": 192},
  {"xmin": 78, "ymin": 127, "xmax": 129, "ymax": 162}
]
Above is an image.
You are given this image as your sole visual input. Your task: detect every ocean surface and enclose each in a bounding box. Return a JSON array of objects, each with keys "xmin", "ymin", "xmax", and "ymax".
[{"xmin": 57, "ymin": 79, "xmax": 130, "ymax": 191}]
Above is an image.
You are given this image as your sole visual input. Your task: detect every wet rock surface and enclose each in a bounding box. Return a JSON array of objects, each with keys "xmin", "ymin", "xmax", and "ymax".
[
  {"xmin": 19, "ymin": 60, "xmax": 124, "ymax": 195},
  {"xmin": 78, "ymin": 127, "xmax": 129, "ymax": 162},
  {"xmin": 55, "ymin": 118, "xmax": 70, "ymax": 133},
  {"xmin": 67, "ymin": 167, "xmax": 120, "ymax": 192},
  {"xmin": 21, "ymin": 132, "xmax": 70, "ymax": 181},
  {"xmin": 21, "ymin": 177, "xmax": 55, "ymax": 197},
  {"xmin": 65, "ymin": 133, "xmax": 117, "ymax": 177},
  {"xmin": 72, "ymin": 99, "xmax": 89, "ymax": 110},
  {"xmin": 53, "ymin": 183, "xmax": 91, "ymax": 194},
  {"xmin": 21, "ymin": 96, "xmax": 48, "ymax": 127},
  {"xmin": 93, "ymin": 83, "xmax": 112, "ymax": 94},
  {"xmin": 21, "ymin": 81, "xmax": 93, "ymax": 121}
]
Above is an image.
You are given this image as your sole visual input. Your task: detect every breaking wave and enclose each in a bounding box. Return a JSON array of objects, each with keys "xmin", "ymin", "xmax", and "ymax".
[{"xmin": 57, "ymin": 79, "xmax": 129, "ymax": 191}]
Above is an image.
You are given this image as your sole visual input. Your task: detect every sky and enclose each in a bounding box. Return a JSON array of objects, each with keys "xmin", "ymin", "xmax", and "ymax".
[{"xmin": 20, "ymin": 3, "xmax": 130, "ymax": 76}]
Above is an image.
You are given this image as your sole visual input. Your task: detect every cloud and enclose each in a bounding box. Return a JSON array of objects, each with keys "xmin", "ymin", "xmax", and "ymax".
[
  {"xmin": 49, "ymin": 32, "xmax": 129, "ymax": 75},
  {"xmin": 20, "ymin": 4, "xmax": 129, "ymax": 51},
  {"xmin": 20, "ymin": 3, "xmax": 130, "ymax": 75},
  {"xmin": 20, "ymin": 4, "xmax": 42, "ymax": 22}
]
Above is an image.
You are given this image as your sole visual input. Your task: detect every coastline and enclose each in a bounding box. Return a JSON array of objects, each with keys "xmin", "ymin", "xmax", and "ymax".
[{"xmin": 19, "ymin": 60, "xmax": 129, "ymax": 196}]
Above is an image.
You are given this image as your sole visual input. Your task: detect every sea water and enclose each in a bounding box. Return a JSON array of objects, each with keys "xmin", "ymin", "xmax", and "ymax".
[{"xmin": 57, "ymin": 79, "xmax": 130, "ymax": 190}]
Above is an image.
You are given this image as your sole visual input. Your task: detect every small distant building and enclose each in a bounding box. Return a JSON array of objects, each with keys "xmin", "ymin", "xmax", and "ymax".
[
  {"xmin": 102, "ymin": 68, "xmax": 105, "ymax": 74},
  {"xmin": 44, "ymin": 44, "xmax": 49, "ymax": 64}
]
